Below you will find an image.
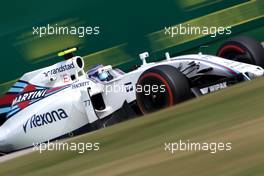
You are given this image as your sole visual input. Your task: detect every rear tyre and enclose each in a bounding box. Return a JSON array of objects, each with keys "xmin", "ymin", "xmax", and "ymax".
[
  {"xmin": 136, "ymin": 65, "xmax": 193, "ymax": 114},
  {"xmin": 217, "ymin": 36, "xmax": 264, "ymax": 67}
]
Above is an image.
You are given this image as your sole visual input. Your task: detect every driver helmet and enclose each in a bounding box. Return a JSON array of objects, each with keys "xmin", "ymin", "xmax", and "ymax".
[{"xmin": 87, "ymin": 65, "xmax": 113, "ymax": 81}]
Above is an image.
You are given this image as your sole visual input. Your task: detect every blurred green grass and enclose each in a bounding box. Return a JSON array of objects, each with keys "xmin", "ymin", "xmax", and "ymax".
[
  {"xmin": 1, "ymin": 76, "xmax": 264, "ymax": 176},
  {"xmin": 1, "ymin": 0, "xmax": 264, "ymax": 89},
  {"xmin": 2, "ymin": 0, "xmax": 264, "ymax": 96}
]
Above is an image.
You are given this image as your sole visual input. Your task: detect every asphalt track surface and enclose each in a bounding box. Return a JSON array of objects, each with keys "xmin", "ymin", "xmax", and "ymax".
[{"xmin": 0, "ymin": 77, "xmax": 264, "ymax": 175}]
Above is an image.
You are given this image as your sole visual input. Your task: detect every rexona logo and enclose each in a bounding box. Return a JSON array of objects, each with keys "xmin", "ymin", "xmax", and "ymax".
[
  {"xmin": 23, "ymin": 109, "xmax": 69, "ymax": 133},
  {"xmin": 12, "ymin": 89, "xmax": 47, "ymax": 106},
  {"xmin": 43, "ymin": 62, "xmax": 75, "ymax": 77}
]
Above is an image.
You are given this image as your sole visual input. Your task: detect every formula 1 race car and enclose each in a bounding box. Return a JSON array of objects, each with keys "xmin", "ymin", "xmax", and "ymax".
[{"xmin": 0, "ymin": 36, "xmax": 264, "ymax": 153}]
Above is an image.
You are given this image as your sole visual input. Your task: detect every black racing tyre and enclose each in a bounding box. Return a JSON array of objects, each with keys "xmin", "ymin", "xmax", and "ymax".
[
  {"xmin": 136, "ymin": 65, "xmax": 193, "ymax": 114},
  {"xmin": 217, "ymin": 36, "xmax": 264, "ymax": 67}
]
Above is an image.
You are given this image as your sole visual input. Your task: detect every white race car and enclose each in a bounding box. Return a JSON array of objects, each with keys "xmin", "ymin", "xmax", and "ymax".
[{"xmin": 0, "ymin": 36, "xmax": 264, "ymax": 153}]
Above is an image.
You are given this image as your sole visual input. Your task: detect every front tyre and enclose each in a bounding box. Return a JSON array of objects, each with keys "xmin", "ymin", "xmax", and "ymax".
[
  {"xmin": 136, "ymin": 65, "xmax": 193, "ymax": 114},
  {"xmin": 217, "ymin": 36, "xmax": 264, "ymax": 67}
]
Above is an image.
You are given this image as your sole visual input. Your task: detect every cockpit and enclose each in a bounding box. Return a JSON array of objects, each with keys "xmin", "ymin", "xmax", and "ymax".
[{"xmin": 87, "ymin": 65, "xmax": 124, "ymax": 83}]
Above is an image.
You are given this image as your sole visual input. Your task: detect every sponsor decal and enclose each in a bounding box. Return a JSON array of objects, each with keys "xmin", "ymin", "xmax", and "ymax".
[
  {"xmin": 72, "ymin": 81, "xmax": 89, "ymax": 89},
  {"xmin": 1, "ymin": 80, "xmax": 70, "ymax": 119},
  {"xmin": 12, "ymin": 89, "xmax": 47, "ymax": 106},
  {"xmin": 23, "ymin": 108, "xmax": 69, "ymax": 133},
  {"xmin": 200, "ymin": 82, "xmax": 227, "ymax": 94},
  {"xmin": 43, "ymin": 62, "xmax": 75, "ymax": 77}
]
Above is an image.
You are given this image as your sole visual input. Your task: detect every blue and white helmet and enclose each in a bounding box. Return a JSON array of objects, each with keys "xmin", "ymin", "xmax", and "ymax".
[{"xmin": 87, "ymin": 65, "xmax": 113, "ymax": 82}]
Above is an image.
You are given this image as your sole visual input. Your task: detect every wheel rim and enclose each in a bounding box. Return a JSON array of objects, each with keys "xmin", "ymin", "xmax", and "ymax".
[{"xmin": 137, "ymin": 72, "xmax": 173, "ymax": 113}]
